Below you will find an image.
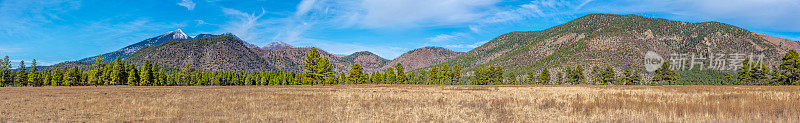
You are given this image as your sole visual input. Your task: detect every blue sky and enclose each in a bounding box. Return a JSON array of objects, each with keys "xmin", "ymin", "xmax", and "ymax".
[{"xmin": 0, "ymin": 0, "xmax": 798, "ymax": 66}]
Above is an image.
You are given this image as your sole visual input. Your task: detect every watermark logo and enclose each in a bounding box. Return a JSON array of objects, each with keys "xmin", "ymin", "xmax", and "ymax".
[
  {"xmin": 644, "ymin": 51, "xmax": 664, "ymax": 72},
  {"xmin": 644, "ymin": 51, "xmax": 765, "ymax": 72}
]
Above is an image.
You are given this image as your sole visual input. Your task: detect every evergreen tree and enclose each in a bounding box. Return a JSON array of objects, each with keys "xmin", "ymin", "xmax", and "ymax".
[
  {"xmin": 429, "ymin": 66, "xmax": 439, "ymax": 84},
  {"xmin": 127, "ymin": 65, "xmax": 139, "ymax": 86},
  {"xmin": 526, "ymin": 70, "xmax": 536, "ymax": 84},
  {"xmin": 750, "ymin": 61, "xmax": 769, "ymax": 85},
  {"xmin": 111, "ymin": 57, "xmax": 125, "ymax": 85},
  {"xmin": 88, "ymin": 55, "xmax": 103, "ymax": 86},
  {"xmin": 451, "ymin": 65, "xmax": 461, "ymax": 84},
  {"xmin": 591, "ymin": 66, "xmax": 601, "ymax": 84},
  {"xmin": 737, "ymin": 59, "xmax": 753, "ymax": 84},
  {"xmin": 507, "ymin": 73, "xmax": 518, "ymax": 85},
  {"xmin": 181, "ymin": 63, "xmax": 195, "ymax": 86},
  {"xmin": 598, "ymin": 66, "xmax": 616, "ymax": 85},
  {"xmin": 779, "ymin": 50, "xmax": 800, "ymax": 85},
  {"xmin": 395, "ymin": 63, "xmax": 406, "ymax": 83},
  {"xmin": 64, "ymin": 66, "xmax": 80, "ymax": 86},
  {"xmin": 386, "ymin": 68, "xmax": 396, "ymax": 84},
  {"xmin": 492, "ymin": 66, "xmax": 504, "ymax": 85},
  {"xmin": 151, "ymin": 63, "xmax": 160, "ymax": 85},
  {"xmin": 538, "ymin": 68, "xmax": 550, "ymax": 84},
  {"xmin": 140, "ymin": 59, "xmax": 153, "ymax": 86},
  {"xmin": 566, "ymin": 65, "xmax": 586, "ymax": 85},
  {"xmin": 621, "ymin": 68, "xmax": 641, "ymax": 85},
  {"xmin": 0, "ymin": 56, "xmax": 9, "ymax": 86},
  {"xmin": 472, "ymin": 67, "xmax": 488, "ymax": 85},
  {"xmin": 653, "ymin": 62, "xmax": 678, "ymax": 85},
  {"xmin": 302, "ymin": 47, "xmax": 333, "ymax": 85},
  {"xmin": 51, "ymin": 68, "xmax": 63, "ymax": 86},
  {"xmin": 555, "ymin": 72, "xmax": 563, "ymax": 85},
  {"xmin": 348, "ymin": 63, "xmax": 367, "ymax": 84},
  {"xmin": 15, "ymin": 60, "xmax": 26, "ymax": 86},
  {"xmin": 27, "ymin": 59, "xmax": 39, "ymax": 86},
  {"xmin": 158, "ymin": 68, "xmax": 167, "ymax": 86}
]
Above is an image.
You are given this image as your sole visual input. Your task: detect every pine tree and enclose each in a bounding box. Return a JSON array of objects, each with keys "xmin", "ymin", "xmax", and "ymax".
[
  {"xmin": 538, "ymin": 68, "xmax": 550, "ymax": 85},
  {"xmin": 0, "ymin": 56, "xmax": 9, "ymax": 86},
  {"xmin": 51, "ymin": 68, "xmax": 62, "ymax": 86},
  {"xmin": 395, "ymin": 63, "xmax": 406, "ymax": 84},
  {"xmin": 348, "ymin": 63, "xmax": 367, "ymax": 84},
  {"xmin": 779, "ymin": 50, "xmax": 800, "ymax": 85},
  {"xmin": 622, "ymin": 68, "xmax": 641, "ymax": 85},
  {"xmin": 653, "ymin": 62, "xmax": 678, "ymax": 85},
  {"xmin": 386, "ymin": 68, "xmax": 396, "ymax": 84},
  {"xmin": 140, "ymin": 59, "xmax": 153, "ymax": 86},
  {"xmin": 566, "ymin": 65, "xmax": 586, "ymax": 85},
  {"xmin": 507, "ymin": 73, "xmax": 518, "ymax": 85},
  {"xmin": 599, "ymin": 66, "xmax": 616, "ymax": 85},
  {"xmin": 750, "ymin": 61, "xmax": 768, "ymax": 85},
  {"xmin": 591, "ymin": 65, "xmax": 601, "ymax": 84},
  {"xmin": 127, "ymin": 64, "xmax": 139, "ymax": 86},
  {"xmin": 111, "ymin": 57, "xmax": 124, "ymax": 85},
  {"xmin": 27, "ymin": 59, "xmax": 39, "ymax": 86},
  {"xmin": 64, "ymin": 66, "xmax": 80, "ymax": 86},
  {"xmin": 181, "ymin": 63, "xmax": 195, "ymax": 86},
  {"xmin": 737, "ymin": 59, "xmax": 753, "ymax": 84},
  {"xmin": 15, "ymin": 60, "xmax": 26, "ymax": 86},
  {"xmin": 151, "ymin": 63, "xmax": 160, "ymax": 85},
  {"xmin": 526, "ymin": 70, "xmax": 536, "ymax": 84},
  {"xmin": 555, "ymin": 72, "xmax": 563, "ymax": 85},
  {"xmin": 429, "ymin": 66, "xmax": 439, "ymax": 84},
  {"xmin": 158, "ymin": 68, "xmax": 167, "ymax": 86},
  {"xmin": 88, "ymin": 55, "xmax": 103, "ymax": 86},
  {"xmin": 451, "ymin": 65, "xmax": 461, "ymax": 84},
  {"xmin": 302, "ymin": 47, "xmax": 333, "ymax": 85}
]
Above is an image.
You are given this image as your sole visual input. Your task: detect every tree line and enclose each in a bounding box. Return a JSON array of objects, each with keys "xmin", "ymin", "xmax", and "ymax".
[{"xmin": 2, "ymin": 48, "xmax": 800, "ymax": 87}]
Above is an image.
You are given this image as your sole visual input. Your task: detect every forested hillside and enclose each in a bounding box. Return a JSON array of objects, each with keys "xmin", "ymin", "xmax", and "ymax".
[
  {"xmin": 126, "ymin": 36, "xmax": 270, "ymax": 71},
  {"xmin": 439, "ymin": 14, "xmax": 800, "ymax": 75}
]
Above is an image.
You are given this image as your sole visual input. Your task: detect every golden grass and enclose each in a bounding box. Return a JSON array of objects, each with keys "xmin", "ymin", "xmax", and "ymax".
[{"xmin": 1, "ymin": 85, "xmax": 799, "ymax": 122}]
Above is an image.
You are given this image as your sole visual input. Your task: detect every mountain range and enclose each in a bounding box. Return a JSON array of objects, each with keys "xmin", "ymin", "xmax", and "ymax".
[
  {"xmin": 50, "ymin": 13, "xmax": 799, "ymax": 75},
  {"xmin": 439, "ymin": 13, "xmax": 799, "ymax": 74},
  {"xmin": 51, "ymin": 29, "xmax": 460, "ymax": 73}
]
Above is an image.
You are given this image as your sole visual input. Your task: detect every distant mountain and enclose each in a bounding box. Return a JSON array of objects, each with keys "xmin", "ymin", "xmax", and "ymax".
[
  {"xmin": 192, "ymin": 32, "xmax": 259, "ymax": 49},
  {"xmin": 51, "ymin": 29, "xmax": 261, "ymax": 69},
  {"xmin": 253, "ymin": 47, "xmax": 389, "ymax": 73},
  {"xmin": 125, "ymin": 36, "xmax": 270, "ymax": 71},
  {"xmin": 76, "ymin": 29, "xmax": 189, "ymax": 63},
  {"xmin": 343, "ymin": 51, "xmax": 391, "ymax": 71},
  {"xmin": 439, "ymin": 13, "xmax": 800, "ymax": 74},
  {"xmin": 262, "ymin": 42, "xmax": 292, "ymax": 50},
  {"xmin": 380, "ymin": 47, "xmax": 462, "ymax": 72}
]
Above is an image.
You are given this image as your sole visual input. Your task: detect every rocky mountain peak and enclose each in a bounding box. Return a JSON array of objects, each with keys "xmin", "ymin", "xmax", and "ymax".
[
  {"xmin": 263, "ymin": 41, "xmax": 292, "ymax": 50},
  {"xmin": 163, "ymin": 29, "xmax": 189, "ymax": 39}
]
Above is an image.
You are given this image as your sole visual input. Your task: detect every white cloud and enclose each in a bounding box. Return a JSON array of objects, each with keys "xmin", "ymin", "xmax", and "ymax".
[
  {"xmin": 295, "ymin": 0, "xmax": 317, "ymax": 16},
  {"xmin": 0, "ymin": 0, "xmax": 81, "ymax": 39},
  {"xmin": 445, "ymin": 40, "xmax": 488, "ymax": 49},
  {"xmin": 220, "ymin": 7, "xmax": 267, "ymax": 42},
  {"xmin": 178, "ymin": 0, "xmax": 196, "ymax": 11},
  {"xmin": 427, "ymin": 34, "xmax": 458, "ymax": 43}
]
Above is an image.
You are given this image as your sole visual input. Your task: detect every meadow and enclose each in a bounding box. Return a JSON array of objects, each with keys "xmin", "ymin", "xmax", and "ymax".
[{"xmin": 1, "ymin": 85, "xmax": 798, "ymax": 122}]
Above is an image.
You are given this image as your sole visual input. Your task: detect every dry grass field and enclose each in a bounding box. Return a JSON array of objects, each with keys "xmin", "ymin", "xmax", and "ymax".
[{"xmin": 1, "ymin": 85, "xmax": 799, "ymax": 122}]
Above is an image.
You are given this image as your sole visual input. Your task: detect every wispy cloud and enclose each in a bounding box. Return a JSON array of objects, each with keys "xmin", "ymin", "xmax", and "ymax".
[
  {"xmin": 0, "ymin": 0, "xmax": 81, "ymax": 40},
  {"xmin": 446, "ymin": 40, "xmax": 488, "ymax": 49},
  {"xmin": 220, "ymin": 7, "xmax": 267, "ymax": 42},
  {"xmin": 178, "ymin": 0, "xmax": 196, "ymax": 11},
  {"xmin": 427, "ymin": 34, "xmax": 459, "ymax": 43}
]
